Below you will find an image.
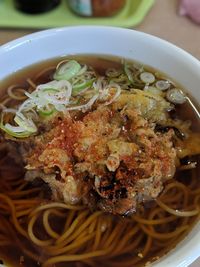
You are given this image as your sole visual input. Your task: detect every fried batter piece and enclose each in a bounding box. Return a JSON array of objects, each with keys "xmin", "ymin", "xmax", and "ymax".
[{"xmin": 23, "ymin": 89, "xmax": 177, "ymax": 215}]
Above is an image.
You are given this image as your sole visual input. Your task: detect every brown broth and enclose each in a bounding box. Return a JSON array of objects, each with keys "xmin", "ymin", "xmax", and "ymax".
[
  {"xmin": 0, "ymin": 56, "xmax": 199, "ymax": 267},
  {"xmin": 1, "ymin": 55, "xmax": 199, "ymax": 131}
]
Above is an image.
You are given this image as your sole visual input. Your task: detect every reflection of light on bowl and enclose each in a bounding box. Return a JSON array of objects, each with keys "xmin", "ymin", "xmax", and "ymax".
[{"xmin": 0, "ymin": 26, "xmax": 199, "ymax": 267}]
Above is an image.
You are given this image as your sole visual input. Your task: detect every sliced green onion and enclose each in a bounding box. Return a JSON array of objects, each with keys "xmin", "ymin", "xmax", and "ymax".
[
  {"xmin": 39, "ymin": 89, "xmax": 68, "ymax": 106},
  {"xmin": 0, "ymin": 109, "xmax": 32, "ymax": 137},
  {"xmin": 37, "ymin": 80, "xmax": 66, "ymax": 91},
  {"xmin": 124, "ymin": 63, "xmax": 134, "ymax": 83},
  {"xmin": 54, "ymin": 104, "xmax": 66, "ymax": 112},
  {"xmin": 41, "ymin": 88, "xmax": 60, "ymax": 94},
  {"xmin": 38, "ymin": 104, "xmax": 55, "ymax": 116},
  {"xmin": 166, "ymin": 88, "xmax": 186, "ymax": 104},
  {"xmin": 110, "ymin": 75, "xmax": 128, "ymax": 84},
  {"xmin": 25, "ymin": 91, "xmax": 48, "ymax": 108},
  {"xmin": 37, "ymin": 80, "xmax": 72, "ymax": 106},
  {"xmin": 124, "ymin": 63, "xmax": 145, "ymax": 89},
  {"xmin": 144, "ymin": 86, "xmax": 164, "ymax": 96},
  {"xmin": 102, "ymin": 83, "xmax": 121, "ymax": 106},
  {"xmin": 133, "ymin": 62, "xmax": 143, "ymax": 71},
  {"xmin": 66, "ymin": 94, "xmax": 99, "ymax": 111},
  {"xmin": 0, "ymin": 123, "xmax": 31, "ymax": 138},
  {"xmin": 156, "ymin": 80, "xmax": 170, "ymax": 91},
  {"xmin": 18, "ymin": 99, "xmax": 36, "ymax": 113},
  {"xmin": 93, "ymin": 77, "xmax": 108, "ymax": 92},
  {"xmin": 110, "ymin": 74, "xmax": 131, "ymax": 89},
  {"xmin": 54, "ymin": 60, "xmax": 81, "ymax": 81},
  {"xmin": 140, "ymin": 72, "xmax": 155, "ymax": 84},
  {"xmin": 106, "ymin": 68, "xmax": 121, "ymax": 78},
  {"xmin": 72, "ymin": 78, "xmax": 95, "ymax": 95},
  {"xmin": 14, "ymin": 113, "xmax": 37, "ymax": 133},
  {"xmin": 76, "ymin": 64, "xmax": 87, "ymax": 76},
  {"xmin": 1, "ymin": 108, "xmax": 17, "ymax": 115}
]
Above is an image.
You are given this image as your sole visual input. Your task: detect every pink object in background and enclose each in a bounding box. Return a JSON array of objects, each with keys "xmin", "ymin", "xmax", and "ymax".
[{"xmin": 179, "ymin": 0, "xmax": 200, "ymax": 24}]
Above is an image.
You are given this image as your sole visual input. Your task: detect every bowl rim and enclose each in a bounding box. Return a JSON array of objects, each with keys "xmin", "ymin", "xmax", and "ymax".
[
  {"xmin": 1, "ymin": 25, "xmax": 200, "ymax": 68},
  {"xmin": 0, "ymin": 26, "xmax": 200, "ymax": 267}
]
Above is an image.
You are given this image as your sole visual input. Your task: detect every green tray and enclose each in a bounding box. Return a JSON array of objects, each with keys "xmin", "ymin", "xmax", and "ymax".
[{"xmin": 0, "ymin": 0, "xmax": 154, "ymax": 29}]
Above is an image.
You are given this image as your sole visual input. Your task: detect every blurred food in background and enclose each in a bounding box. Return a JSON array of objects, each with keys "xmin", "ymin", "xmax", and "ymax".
[
  {"xmin": 179, "ymin": 0, "xmax": 200, "ymax": 24},
  {"xmin": 14, "ymin": 0, "xmax": 61, "ymax": 14},
  {"xmin": 0, "ymin": 0, "xmax": 154, "ymax": 29},
  {"xmin": 67, "ymin": 0, "xmax": 126, "ymax": 17}
]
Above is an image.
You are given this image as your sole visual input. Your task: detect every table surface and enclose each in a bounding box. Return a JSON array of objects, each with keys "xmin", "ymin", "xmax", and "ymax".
[
  {"xmin": 0, "ymin": 0, "xmax": 199, "ymax": 266},
  {"xmin": 0, "ymin": 0, "xmax": 200, "ymax": 59}
]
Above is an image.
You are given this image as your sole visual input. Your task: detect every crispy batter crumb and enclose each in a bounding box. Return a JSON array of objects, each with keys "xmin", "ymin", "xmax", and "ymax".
[{"xmin": 23, "ymin": 91, "xmax": 177, "ymax": 215}]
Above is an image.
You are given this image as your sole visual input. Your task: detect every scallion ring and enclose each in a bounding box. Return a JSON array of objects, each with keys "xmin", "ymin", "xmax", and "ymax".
[
  {"xmin": 140, "ymin": 72, "xmax": 155, "ymax": 84},
  {"xmin": 156, "ymin": 80, "xmax": 170, "ymax": 91},
  {"xmin": 166, "ymin": 88, "xmax": 186, "ymax": 104},
  {"xmin": 72, "ymin": 78, "xmax": 96, "ymax": 95},
  {"xmin": 54, "ymin": 60, "xmax": 81, "ymax": 81},
  {"xmin": 106, "ymin": 68, "xmax": 121, "ymax": 78},
  {"xmin": 38, "ymin": 104, "xmax": 55, "ymax": 116}
]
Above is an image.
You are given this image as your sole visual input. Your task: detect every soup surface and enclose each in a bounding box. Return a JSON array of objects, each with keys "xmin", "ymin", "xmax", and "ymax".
[{"xmin": 0, "ymin": 56, "xmax": 199, "ymax": 267}]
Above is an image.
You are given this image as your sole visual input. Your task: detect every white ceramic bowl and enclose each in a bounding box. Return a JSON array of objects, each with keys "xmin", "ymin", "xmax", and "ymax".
[{"xmin": 0, "ymin": 26, "xmax": 200, "ymax": 267}]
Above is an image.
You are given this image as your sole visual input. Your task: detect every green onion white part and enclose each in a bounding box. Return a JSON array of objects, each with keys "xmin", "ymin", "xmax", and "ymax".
[
  {"xmin": 166, "ymin": 88, "xmax": 186, "ymax": 104},
  {"xmin": 156, "ymin": 80, "xmax": 170, "ymax": 91},
  {"xmin": 140, "ymin": 72, "xmax": 155, "ymax": 84}
]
